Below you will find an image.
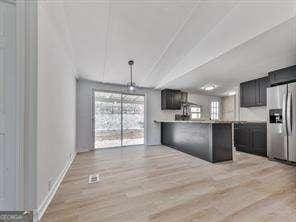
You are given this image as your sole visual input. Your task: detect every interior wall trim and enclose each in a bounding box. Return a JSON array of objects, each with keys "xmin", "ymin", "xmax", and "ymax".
[{"xmin": 14, "ymin": 0, "xmax": 38, "ymax": 211}]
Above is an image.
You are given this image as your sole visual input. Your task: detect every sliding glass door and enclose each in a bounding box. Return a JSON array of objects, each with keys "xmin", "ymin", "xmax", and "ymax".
[
  {"xmin": 94, "ymin": 91, "xmax": 122, "ymax": 148},
  {"xmin": 122, "ymin": 94, "xmax": 145, "ymax": 146},
  {"xmin": 94, "ymin": 91, "xmax": 145, "ymax": 149}
]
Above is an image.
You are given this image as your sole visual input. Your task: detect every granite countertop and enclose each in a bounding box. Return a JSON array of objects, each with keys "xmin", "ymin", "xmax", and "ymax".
[
  {"xmin": 154, "ymin": 120, "xmax": 267, "ymax": 124},
  {"xmin": 235, "ymin": 121, "xmax": 267, "ymax": 124}
]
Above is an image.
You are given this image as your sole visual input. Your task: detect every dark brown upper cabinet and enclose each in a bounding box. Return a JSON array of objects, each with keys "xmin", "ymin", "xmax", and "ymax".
[
  {"xmin": 161, "ymin": 89, "xmax": 182, "ymax": 110},
  {"xmin": 240, "ymin": 76, "xmax": 269, "ymax": 107},
  {"xmin": 240, "ymin": 80, "xmax": 256, "ymax": 107},
  {"xmin": 256, "ymin": 77, "xmax": 269, "ymax": 106},
  {"xmin": 268, "ymin": 65, "xmax": 296, "ymax": 86}
]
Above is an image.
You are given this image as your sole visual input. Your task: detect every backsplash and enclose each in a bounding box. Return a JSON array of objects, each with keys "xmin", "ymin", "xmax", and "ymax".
[
  {"xmin": 159, "ymin": 109, "xmax": 183, "ymax": 121},
  {"xmin": 221, "ymin": 96, "xmax": 236, "ymax": 121},
  {"xmin": 239, "ymin": 106, "xmax": 267, "ymax": 122}
]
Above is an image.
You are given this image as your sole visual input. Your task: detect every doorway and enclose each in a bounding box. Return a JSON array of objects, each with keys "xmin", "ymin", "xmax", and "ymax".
[{"xmin": 94, "ymin": 91, "xmax": 145, "ymax": 149}]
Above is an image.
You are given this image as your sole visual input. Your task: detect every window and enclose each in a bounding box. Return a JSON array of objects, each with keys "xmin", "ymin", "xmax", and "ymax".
[
  {"xmin": 190, "ymin": 106, "xmax": 202, "ymax": 119},
  {"xmin": 211, "ymin": 101, "xmax": 219, "ymax": 120}
]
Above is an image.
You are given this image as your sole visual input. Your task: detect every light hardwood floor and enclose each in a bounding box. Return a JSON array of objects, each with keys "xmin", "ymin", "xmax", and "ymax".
[{"xmin": 42, "ymin": 145, "xmax": 296, "ymax": 222}]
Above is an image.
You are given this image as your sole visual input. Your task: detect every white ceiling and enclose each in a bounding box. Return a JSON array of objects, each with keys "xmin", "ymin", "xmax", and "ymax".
[{"xmin": 40, "ymin": 0, "xmax": 296, "ymax": 95}]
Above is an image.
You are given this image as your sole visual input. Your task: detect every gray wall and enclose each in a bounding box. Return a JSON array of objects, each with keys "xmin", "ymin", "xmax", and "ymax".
[
  {"xmin": 37, "ymin": 5, "xmax": 76, "ymax": 208},
  {"xmin": 221, "ymin": 96, "xmax": 236, "ymax": 121},
  {"xmin": 76, "ymin": 79, "xmax": 220, "ymax": 152},
  {"xmin": 76, "ymin": 79, "xmax": 168, "ymax": 152}
]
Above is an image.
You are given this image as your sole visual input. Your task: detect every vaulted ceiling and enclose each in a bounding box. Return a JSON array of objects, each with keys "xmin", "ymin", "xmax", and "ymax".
[{"xmin": 40, "ymin": 0, "xmax": 296, "ymax": 95}]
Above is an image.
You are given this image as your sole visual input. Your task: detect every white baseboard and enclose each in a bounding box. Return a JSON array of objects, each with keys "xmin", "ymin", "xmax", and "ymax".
[
  {"xmin": 37, "ymin": 152, "xmax": 76, "ymax": 221},
  {"xmin": 77, "ymin": 148, "xmax": 92, "ymax": 153}
]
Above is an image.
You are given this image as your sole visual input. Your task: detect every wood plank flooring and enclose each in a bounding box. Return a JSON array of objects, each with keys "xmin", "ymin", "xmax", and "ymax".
[{"xmin": 41, "ymin": 145, "xmax": 296, "ymax": 222}]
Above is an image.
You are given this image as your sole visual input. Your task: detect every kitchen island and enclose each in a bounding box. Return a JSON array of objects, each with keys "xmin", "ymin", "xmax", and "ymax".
[{"xmin": 155, "ymin": 120, "xmax": 233, "ymax": 163}]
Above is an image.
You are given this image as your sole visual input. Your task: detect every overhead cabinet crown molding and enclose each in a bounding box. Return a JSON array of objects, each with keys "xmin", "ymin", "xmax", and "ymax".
[
  {"xmin": 240, "ymin": 65, "xmax": 296, "ymax": 108},
  {"xmin": 268, "ymin": 65, "xmax": 296, "ymax": 87}
]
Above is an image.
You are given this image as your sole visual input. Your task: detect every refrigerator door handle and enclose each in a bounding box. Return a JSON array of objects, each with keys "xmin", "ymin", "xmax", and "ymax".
[
  {"xmin": 287, "ymin": 92, "xmax": 292, "ymax": 135},
  {"xmin": 283, "ymin": 93, "xmax": 288, "ymax": 136}
]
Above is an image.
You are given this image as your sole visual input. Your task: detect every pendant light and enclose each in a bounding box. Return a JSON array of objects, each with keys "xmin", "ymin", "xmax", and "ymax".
[{"xmin": 127, "ymin": 60, "xmax": 136, "ymax": 92}]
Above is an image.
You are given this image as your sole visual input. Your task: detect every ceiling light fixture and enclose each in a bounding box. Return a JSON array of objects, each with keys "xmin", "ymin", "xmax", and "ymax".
[
  {"xmin": 228, "ymin": 90, "xmax": 236, "ymax": 96},
  {"xmin": 127, "ymin": 60, "xmax": 136, "ymax": 92},
  {"xmin": 201, "ymin": 84, "xmax": 218, "ymax": 91}
]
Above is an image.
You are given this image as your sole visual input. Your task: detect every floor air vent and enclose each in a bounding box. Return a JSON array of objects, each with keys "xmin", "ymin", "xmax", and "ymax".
[{"xmin": 88, "ymin": 174, "xmax": 100, "ymax": 184}]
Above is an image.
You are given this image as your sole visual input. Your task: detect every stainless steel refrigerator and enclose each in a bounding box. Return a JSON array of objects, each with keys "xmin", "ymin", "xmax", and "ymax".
[{"xmin": 267, "ymin": 82, "xmax": 296, "ymax": 162}]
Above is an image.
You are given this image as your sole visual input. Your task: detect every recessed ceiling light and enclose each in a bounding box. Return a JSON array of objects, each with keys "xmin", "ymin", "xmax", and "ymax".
[
  {"xmin": 228, "ymin": 91, "xmax": 236, "ymax": 96},
  {"xmin": 201, "ymin": 84, "xmax": 218, "ymax": 91}
]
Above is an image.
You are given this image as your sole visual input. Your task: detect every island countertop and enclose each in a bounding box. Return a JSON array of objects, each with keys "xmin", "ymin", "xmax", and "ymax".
[{"xmin": 154, "ymin": 120, "xmax": 266, "ymax": 124}]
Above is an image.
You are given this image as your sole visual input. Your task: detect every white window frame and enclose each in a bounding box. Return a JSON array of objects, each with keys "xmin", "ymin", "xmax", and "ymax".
[
  {"xmin": 210, "ymin": 101, "xmax": 220, "ymax": 120},
  {"xmin": 190, "ymin": 105, "xmax": 202, "ymax": 119}
]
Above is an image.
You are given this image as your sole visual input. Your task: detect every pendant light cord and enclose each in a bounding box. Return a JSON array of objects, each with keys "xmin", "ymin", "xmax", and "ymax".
[
  {"xmin": 128, "ymin": 60, "xmax": 134, "ymax": 86},
  {"xmin": 130, "ymin": 63, "xmax": 133, "ymax": 85}
]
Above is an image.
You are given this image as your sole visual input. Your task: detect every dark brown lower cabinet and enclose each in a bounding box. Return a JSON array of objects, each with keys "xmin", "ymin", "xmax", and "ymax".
[
  {"xmin": 161, "ymin": 122, "xmax": 233, "ymax": 163},
  {"xmin": 234, "ymin": 123, "xmax": 267, "ymax": 157}
]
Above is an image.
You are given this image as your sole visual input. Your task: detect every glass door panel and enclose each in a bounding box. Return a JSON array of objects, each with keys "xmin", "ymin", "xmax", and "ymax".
[
  {"xmin": 94, "ymin": 91, "xmax": 122, "ymax": 148},
  {"xmin": 122, "ymin": 94, "xmax": 145, "ymax": 146}
]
